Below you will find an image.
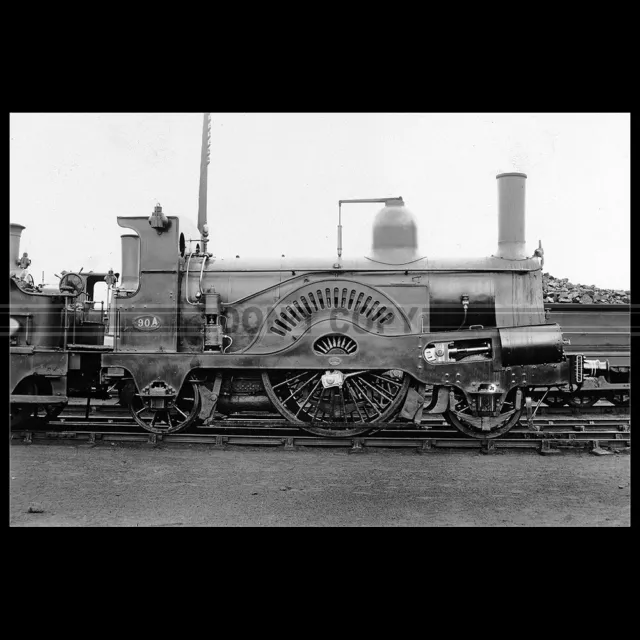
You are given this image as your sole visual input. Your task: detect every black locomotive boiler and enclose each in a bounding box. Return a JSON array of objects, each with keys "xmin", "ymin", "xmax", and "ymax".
[{"xmin": 96, "ymin": 114, "xmax": 610, "ymax": 439}]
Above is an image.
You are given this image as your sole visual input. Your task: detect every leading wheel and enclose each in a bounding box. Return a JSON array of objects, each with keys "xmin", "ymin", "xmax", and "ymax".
[
  {"xmin": 129, "ymin": 381, "xmax": 201, "ymax": 434},
  {"xmin": 262, "ymin": 370, "xmax": 410, "ymax": 438},
  {"xmin": 445, "ymin": 387, "xmax": 522, "ymax": 439}
]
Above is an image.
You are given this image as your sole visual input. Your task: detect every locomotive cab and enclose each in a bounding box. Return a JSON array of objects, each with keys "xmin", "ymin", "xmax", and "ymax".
[{"xmin": 9, "ymin": 225, "xmax": 116, "ymax": 427}]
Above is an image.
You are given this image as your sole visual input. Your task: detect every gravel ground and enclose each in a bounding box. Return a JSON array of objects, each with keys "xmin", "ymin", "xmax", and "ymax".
[{"xmin": 9, "ymin": 442, "xmax": 630, "ymax": 527}]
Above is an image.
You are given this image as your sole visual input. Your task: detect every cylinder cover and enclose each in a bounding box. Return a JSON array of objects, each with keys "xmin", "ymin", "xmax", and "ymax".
[{"xmin": 499, "ymin": 323, "xmax": 564, "ymax": 367}]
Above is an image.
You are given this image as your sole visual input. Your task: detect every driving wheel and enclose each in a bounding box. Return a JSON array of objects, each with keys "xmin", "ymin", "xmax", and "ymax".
[{"xmin": 262, "ymin": 369, "xmax": 410, "ymax": 438}]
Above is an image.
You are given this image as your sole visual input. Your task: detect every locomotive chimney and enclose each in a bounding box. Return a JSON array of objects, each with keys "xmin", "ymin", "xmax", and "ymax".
[
  {"xmin": 10, "ymin": 223, "xmax": 25, "ymax": 276},
  {"xmin": 120, "ymin": 234, "xmax": 140, "ymax": 291},
  {"xmin": 496, "ymin": 172, "xmax": 527, "ymax": 260}
]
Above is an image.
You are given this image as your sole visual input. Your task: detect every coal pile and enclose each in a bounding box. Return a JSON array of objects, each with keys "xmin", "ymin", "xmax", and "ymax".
[{"xmin": 542, "ymin": 273, "xmax": 630, "ymax": 304}]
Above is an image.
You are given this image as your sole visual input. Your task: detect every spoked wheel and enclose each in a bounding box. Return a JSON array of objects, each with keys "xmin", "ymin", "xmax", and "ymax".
[
  {"xmin": 609, "ymin": 391, "xmax": 629, "ymax": 407},
  {"xmin": 445, "ymin": 387, "xmax": 522, "ymax": 439},
  {"xmin": 11, "ymin": 378, "xmax": 41, "ymax": 429},
  {"xmin": 262, "ymin": 370, "xmax": 410, "ymax": 438},
  {"xmin": 543, "ymin": 392, "xmax": 567, "ymax": 407},
  {"xmin": 129, "ymin": 381, "xmax": 201, "ymax": 434},
  {"xmin": 566, "ymin": 392, "xmax": 598, "ymax": 409}
]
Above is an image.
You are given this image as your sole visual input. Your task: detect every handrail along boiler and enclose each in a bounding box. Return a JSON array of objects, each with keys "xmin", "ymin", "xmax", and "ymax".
[{"xmin": 98, "ymin": 114, "xmax": 611, "ymax": 438}]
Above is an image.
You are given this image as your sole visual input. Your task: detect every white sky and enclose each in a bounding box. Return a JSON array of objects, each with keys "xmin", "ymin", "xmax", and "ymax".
[{"xmin": 10, "ymin": 112, "xmax": 630, "ymax": 290}]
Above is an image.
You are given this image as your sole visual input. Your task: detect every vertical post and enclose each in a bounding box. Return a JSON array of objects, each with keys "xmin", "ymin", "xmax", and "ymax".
[
  {"xmin": 197, "ymin": 113, "xmax": 212, "ymax": 255},
  {"xmin": 63, "ymin": 304, "xmax": 69, "ymax": 351},
  {"xmin": 337, "ymin": 202, "xmax": 343, "ymax": 258}
]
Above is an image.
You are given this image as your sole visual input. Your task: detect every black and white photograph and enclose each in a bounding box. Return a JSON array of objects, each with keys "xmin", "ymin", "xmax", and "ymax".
[{"xmin": 9, "ymin": 112, "xmax": 630, "ymax": 527}]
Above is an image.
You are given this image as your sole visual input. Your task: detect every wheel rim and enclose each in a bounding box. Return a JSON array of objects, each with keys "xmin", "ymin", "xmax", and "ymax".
[
  {"xmin": 262, "ymin": 370, "xmax": 410, "ymax": 437},
  {"xmin": 445, "ymin": 388, "xmax": 522, "ymax": 439},
  {"xmin": 129, "ymin": 381, "xmax": 201, "ymax": 434}
]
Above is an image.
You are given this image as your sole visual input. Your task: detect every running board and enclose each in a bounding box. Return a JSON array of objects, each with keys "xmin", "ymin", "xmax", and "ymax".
[{"xmin": 11, "ymin": 394, "xmax": 68, "ymax": 404}]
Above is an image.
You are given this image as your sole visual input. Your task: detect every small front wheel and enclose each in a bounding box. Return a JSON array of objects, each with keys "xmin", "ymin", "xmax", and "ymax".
[{"xmin": 129, "ymin": 381, "xmax": 201, "ymax": 434}]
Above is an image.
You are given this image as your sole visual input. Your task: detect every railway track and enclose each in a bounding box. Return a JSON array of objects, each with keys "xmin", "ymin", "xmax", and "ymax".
[{"xmin": 11, "ymin": 413, "xmax": 630, "ymax": 455}]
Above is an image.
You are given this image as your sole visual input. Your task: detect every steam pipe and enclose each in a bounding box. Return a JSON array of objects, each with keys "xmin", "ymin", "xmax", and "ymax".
[
  {"xmin": 496, "ymin": 172, "xmax": 527, "ymax": 260},
  {"xmin": 199, "ymin": 254, "xmax": 209, "ymax": 295}
]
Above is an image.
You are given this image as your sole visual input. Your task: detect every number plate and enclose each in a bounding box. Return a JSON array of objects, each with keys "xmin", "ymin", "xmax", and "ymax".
[{"xmin": 132, "ymin": 315, "xmax": 161, "ymax": 331}]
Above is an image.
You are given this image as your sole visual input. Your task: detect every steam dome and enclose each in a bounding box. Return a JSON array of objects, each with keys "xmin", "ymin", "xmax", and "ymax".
[{"xmin": 369, "ymin": 198, "xmax": 420, "ymax": 264}]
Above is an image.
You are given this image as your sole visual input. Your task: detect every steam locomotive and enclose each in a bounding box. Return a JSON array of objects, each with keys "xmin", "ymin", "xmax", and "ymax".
[{"xmin": 9, "ymin": 114, "xmax": 616, "ymax": 439}]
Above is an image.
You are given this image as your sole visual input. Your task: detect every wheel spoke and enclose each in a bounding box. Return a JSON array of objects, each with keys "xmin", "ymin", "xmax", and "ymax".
[
  {"xmin": 348, "ymin": 380, "xmax": 374, "ymax": 419},
  {"xmin": 282, "ymin": 373, "xmax": 319, "ymax": 403},
  {"xmin": 344, "ymin": 381, "xmax": 367, "ymax": 422},
  {"xmin": 330, "ymin": 389, "xmax": 337, "ymax": 420},
  {"xmin": 370, "ymin": 373, "xmax": 403, "ymax": 388},
  {"xmin": 350, "ymin": 379, "xmax": 382, "ymax": 417},
  {"xmin": 311, "ymin": 387, "xmax": 326, "ymax": 420},
  {"xmin": 339, "ymin": 387, "xmax": 348, "ymax": 421},
  {"xmin": 294, "ymin": 378, "xmax": 322, "ymax": 417},
  {"xmin": 358, "ymin": 376, "xmax": 394, "ymax": 403},
  {"xmin": 174, "ymin": 405, "xmax": 189, "ymax": 421},
  {"xmin": 272, "ymin": 371, "xmax": 309, "ymax": 390}
]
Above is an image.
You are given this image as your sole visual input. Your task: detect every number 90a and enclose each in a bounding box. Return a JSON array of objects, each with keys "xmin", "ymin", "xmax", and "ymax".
[{"xmin": 132, "ymin": 315, "xmax": 161, "ymax": 331}]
